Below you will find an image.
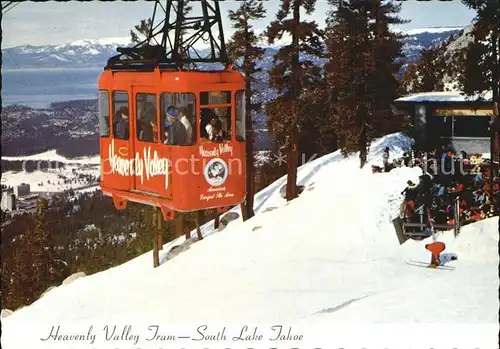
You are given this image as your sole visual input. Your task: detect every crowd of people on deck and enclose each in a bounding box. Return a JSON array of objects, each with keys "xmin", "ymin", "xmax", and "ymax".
[{"xmin": 373, "ymin": 146, "xmax": 499, "ymax": 232}]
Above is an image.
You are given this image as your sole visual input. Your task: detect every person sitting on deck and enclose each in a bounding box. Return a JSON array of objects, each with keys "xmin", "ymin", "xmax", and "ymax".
[
  {"xmin": 401, "ymin": 180, "xmax": 417, "ymax": 201},
  {"xmin": 447, "ymin": 180, "xmax": 464, "ymax": 195},
  {"xmin": 473, "ymin": 167, "xmax": 484, "ymax": 186},
  {"xmin": 401, "ymin": 152, "xmax": 411, "ymax": 167},
  {"xmin": 382, "ymin": 147, "xmax": 390, "ymax": 172}
]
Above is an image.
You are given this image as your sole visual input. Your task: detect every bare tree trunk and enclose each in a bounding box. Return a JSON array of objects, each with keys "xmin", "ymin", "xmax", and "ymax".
[
  {"xmin": 360, "ymin": 0, "xmax": 380, "ymax": 169},
  {"xmin": 153, "ymin": 239, "xmax": 159, "ymax": 268},
  {"xmin": 241, "ymin": 19, "xmax": 256, "ymax": 220},
  {"xmin": 359, "ymin": 124, "xmax": 367, "ymax": 168},
  {"xmin": 195, "ymin": 210, "xmax": 203, "ymax": 240},
  {"xmin": 214, "ymin": 212, "xmax": 220, "ymax": 229},
  {"xmin": 491, "ymin": 29, "xmax": 499, "ymax": 210},
  {"xmin": 173, "ymin": 212, "xmax": 184, "ymax": 239},
  {"xmin": 286, "ymin": 0, "xmax": 300, "ymax": 201},
  {"xmin": 244, "ymin": 82, "xmax": 255, "ymax": 218}
]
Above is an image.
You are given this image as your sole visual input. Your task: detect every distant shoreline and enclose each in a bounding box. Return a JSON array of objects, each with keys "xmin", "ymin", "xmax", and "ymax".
[{"xmin": 2, "ymin": 98, "xmax": 98, "ymax": 110}]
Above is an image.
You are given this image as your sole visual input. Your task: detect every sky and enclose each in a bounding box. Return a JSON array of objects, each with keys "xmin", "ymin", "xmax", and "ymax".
[{"xmin": 2, "ymin": 0, "xmax": 477, "ymax": 48}]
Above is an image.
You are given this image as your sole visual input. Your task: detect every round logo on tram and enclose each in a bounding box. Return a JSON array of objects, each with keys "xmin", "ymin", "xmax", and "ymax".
[{"xmin": 204, "ymin": 158, "xmax": 228, "ymax": 187}]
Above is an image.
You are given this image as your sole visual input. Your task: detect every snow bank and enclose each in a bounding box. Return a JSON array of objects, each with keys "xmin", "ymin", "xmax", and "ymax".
[
  {"xmin": 395, "ymin": 91, "xmax": 493, "ymax": 103},
  {"xmin": 2, "ymin": 150, "xmax": 100, "ymax": 165},
  {"xmin": 1, "ymin": 151, "xmax": 100, "ymax": 193},
  {"xmin": 402, "ymin": 217, "xmax": 499, "ymax": 264},
  {"xmin": 404, "ymin": 27, "xmax": 464, "ymax": 36},
  {"xmin": 2, "ymin": 133, "xmax": 498, "ymax": 349}
]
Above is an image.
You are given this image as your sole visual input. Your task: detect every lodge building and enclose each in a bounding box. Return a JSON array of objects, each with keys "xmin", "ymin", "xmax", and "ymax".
[{"xmin": 394, "ymin": 91, "xmax": 494, "ymax": 157}]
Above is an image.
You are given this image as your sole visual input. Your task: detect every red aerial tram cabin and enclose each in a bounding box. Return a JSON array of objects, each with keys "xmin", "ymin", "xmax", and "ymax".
[{"xmin": 98, "ymin": 0, "xmax": 247, "ymax": 221}]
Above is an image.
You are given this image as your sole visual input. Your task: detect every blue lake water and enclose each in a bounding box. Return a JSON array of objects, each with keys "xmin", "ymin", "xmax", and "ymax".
[{"xmin": 2, "ymin": 68, "xmax": 103, "ymax": 109}]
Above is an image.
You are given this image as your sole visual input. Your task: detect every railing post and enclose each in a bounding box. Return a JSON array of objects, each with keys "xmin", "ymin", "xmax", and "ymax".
[{"xmin": 454, "ymin": 197, "xmax": 460, "ymax": 237}]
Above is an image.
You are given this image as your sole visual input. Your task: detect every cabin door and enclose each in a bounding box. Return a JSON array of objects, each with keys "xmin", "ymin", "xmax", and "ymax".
[
  {"xmin": 132, "ymin": 87, "xmax": 168, "ymax": 195},
  {"xmin": 106, "ymin": 90, "xmax": 134, "ymax": 192}
]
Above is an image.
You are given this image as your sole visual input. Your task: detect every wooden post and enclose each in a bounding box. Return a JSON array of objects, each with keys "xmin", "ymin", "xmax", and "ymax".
[
  {"xmin": 153, "ymin": 238, "xmax": 159, "ymax": 268},
  {"xmin": 392, "ymin": 217, "xmax": 408, "ymax": 245},
  {"xmin": 419, "ymin": 206, "xmax": 424, "ymax": 230},
  {"xmin": 214, "ymin": 212, "xmax": 220, "ymax": 229},
  {"xmin": 195, "ymin": 210, "xmax": 203, "ymax": 240},
  {"xmin": 454, "ymin": 197, "xmax": 460, "ymax": 237},
  {"xmin": 157, "ymin": 207, "xmax": 163, "ymax": 250}
]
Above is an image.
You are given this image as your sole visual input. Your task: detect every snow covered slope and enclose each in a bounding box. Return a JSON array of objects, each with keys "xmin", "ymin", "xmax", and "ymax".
[
  {"xmin": 2, "ymin": 149, "xmax": 100, "ymax": 165},
  {"xmin": 2, "ymin": 150, "xmax": 100, "ymax": 194},
  {"xmin": 2, "ymin": 133, "xmax": 498, "ymax": 348}
]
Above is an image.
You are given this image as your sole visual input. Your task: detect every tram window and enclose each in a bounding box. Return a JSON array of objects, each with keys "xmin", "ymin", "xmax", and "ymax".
[
  {"xmin": 98, "ymin": 90, "xmax": 110, "ymax": 137},
  {"xmin": 200, "ymin": 91, "xmax": 232, "ymax": 142},
  {"xmin": 200, "ymin": 91, "xmax": 231, "ymax": 105},
  {"xmin": 112, "ymin": 91, "xmax": 130, "ymax": 140},
  {"xmin": 235, "ymin": 90, "xmax": 246, "ymax": 142},
  {"xmin": 201, "ymin": 107, "xmax": 231, "ymax": 142},
  {"xmin": 136, "ymin": 93, "xmax": 158, "ymax": 143},
  {"xmin": 160, "ymin": 93, "xmax": 196, "ymax": 146}
]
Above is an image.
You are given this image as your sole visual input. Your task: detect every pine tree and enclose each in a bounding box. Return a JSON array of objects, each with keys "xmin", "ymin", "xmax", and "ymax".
[
  {"xmin": 368, "ymin": 0, "xmax": 407, "ymax": 141},
  {"xmin": 265, "ymin": 0, "xmax": 324, "ymax": 200},
  {"xmin": 324, "ymin": 0, "xmax": 406, "ymax": 167},
  {"xmin": 401, "ymin": 41, "xmax": 451, "ymax": 94},
  {"xmin": 130, "ymin": 18, "xmax": 153, "ymax": 45},
  {"xmin": 227, "ymin": 0, "xmax": 266, "ymax": 221},
  {"xmin": 175, "ymin": 0, "xmax": 193, "ymax": 59},
  {"xmin": 297, "ymin": 78, "xmax": 337, "ymax": 159},
  {"xmin": 6, "ymin": 198, "xmax": 59, "ymax": 308},
  {"xmin": 400, "ymin": 62, "xmax": 419, "ymax": 95},
  {"xmin": 417, "ymin": 46, "xmax": 446, "ymax": 91},
  {"xmin": 459, "ymin": 0, "xmax": 499, "ymax": 208}
]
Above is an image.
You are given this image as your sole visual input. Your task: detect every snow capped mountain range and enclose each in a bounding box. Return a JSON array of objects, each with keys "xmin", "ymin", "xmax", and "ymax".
[
  {"xmin": 402, "ymin": 26, "xmax": 465, "ymax": 36},
  {"xmin": 3, "ymin": 37, "xmax": 133, "ymax": 69},
  {"xmin": 2, "ymin": 27, "xmax": 464, "ymax": 69}
]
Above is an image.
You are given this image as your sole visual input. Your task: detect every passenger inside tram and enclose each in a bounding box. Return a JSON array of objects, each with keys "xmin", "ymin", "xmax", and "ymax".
[
  {"xmin": 114, "ymin": 106, "xmax": 130, "ymax": 140},
  {"xmin": 178, "ymin": 106, "xmax": 194, "ymax": 145},
  {"xmin": 200, "ymin": 107, "xmax": 230, "ymax": 142},
  {"xmin": 137, "ymin": 101, "xmax": 157, "ymax": 142},
  {"xmin": 206, "ymin": 115, "xmax": 224, "ymax": 142},
  {"xmin": 200, "ymin": 108, "xmax": 215, "ymax": 139},
  {"xmin": 163, "ymin": 105, "xmax": 188, "ymax": 146}
]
